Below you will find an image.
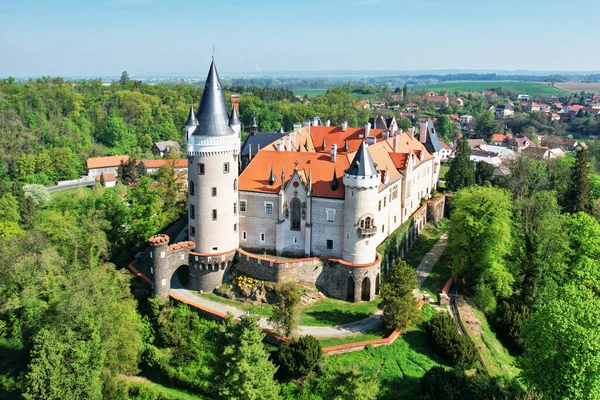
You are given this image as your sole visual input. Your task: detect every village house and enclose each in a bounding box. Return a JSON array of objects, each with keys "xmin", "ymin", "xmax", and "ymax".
[
  {"xmin": 152, "ymin": 140, "xmax": 181, "ymax": 158},
  {"xmin": 459, "ymin": 115, "xmax": 473, "ymax": 125},
  {"xmin": 495, "ymin": 103, "xmax": 515, "ymax": 117}
]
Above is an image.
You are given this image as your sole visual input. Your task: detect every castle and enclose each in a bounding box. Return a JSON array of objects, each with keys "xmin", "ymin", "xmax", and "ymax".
[{"xmin": 149, "ymin": 59, "xmax": 445, "ymax": 302}]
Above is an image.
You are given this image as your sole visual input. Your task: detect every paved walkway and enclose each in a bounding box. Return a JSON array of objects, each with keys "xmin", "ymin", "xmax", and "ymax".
[
  {"xmin": 171, "ymin": 234, "xmax": 448, "ymax": 338},
  {"xmin": 413, "ymin": 233, "xmax": 448, "ymax": 300}
]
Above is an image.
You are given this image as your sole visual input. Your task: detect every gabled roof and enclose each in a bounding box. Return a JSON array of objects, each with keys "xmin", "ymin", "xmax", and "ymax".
[
  {"xmin": 240, "ymin": 132, "xmax": 287, "ymax": 159},
  {"xmin": 194, "ymin": 60, "xmax": 235, "ymax": 137},
  {"xmin": 346, "ymin": 141, "xmax": 377, "ymax": 177},
  {"xmin": 87, "ymin": 155, "xmax": 129, "ymax": 169},
  {"xmin": 139, "ymin": 159, "xmax": 187, "ymax": 168},
  {"xmin": 153, "ymin": 141, "xmax": 181, "ymax": 151}
]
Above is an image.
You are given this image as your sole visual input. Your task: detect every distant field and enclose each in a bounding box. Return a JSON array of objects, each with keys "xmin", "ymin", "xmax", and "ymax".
[
  {"xmin": 291, "ymin": 88, "xmax": 377, "ymax": 100},
  {"xmin": 554, "ymin": 82, "xmax": 600, "ymax": 92},
  {"xmin": 410, "ymin": 81, "xmax": 566, "ymax": 96},
  {"xmin": 291, "ymin": 88, "xmax": 327, "ymax": 98}
]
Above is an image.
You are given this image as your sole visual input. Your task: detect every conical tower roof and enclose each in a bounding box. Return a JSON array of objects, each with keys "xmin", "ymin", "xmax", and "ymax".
[
  {"xmin": 279, "ymin": 126, "xmax": 284, "ymax": 134},
  {"xmin": 346, "ymin": 141, "xmax": 377, "ymax": 177},
  {"xmin": 229, "ymin": 104, "xmax": 241, "ymax": 126},
  {"xmin": 194, "ymin": 60, "xmax": 234, "ymax": 137},
  {"xmin": 331, "ymin": 169, "xmax": 339, "ymax": 191},
  {"xmin": 185, "ymin": 105, "xmax": 197, "ymax": 127}
]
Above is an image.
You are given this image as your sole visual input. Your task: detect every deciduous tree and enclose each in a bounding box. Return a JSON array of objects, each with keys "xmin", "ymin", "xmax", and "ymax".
[
  {"xmin": 269, "ymin": 282, "xmax": 301, "ymax": 337},
  {"xmin": 379, "ymin": 259, "xmax": 419, "ymax": 330}
]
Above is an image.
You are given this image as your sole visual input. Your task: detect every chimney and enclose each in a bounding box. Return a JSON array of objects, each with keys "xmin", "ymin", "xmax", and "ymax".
[
  {"xmin": 325, "ymin": 119, "xmax": 331, "ymax": 127},
  {"xmin": 382, "ymin": 130, "xmax": 389, "ymax": 141},
  {"xmin": 230, "ymin": 94, "xmax": 240, "ymax": 113},
  {"xmin": 293, "ymin": 122, "xmax": 302, "ymax": 136},
  {"xmin": 341, "ymin": 121, "xmax": 348, "ymax": 132},
  {"xmin": 366, "ymin": 136, "xmax": 376, "ymax": 145},
  {"xmin": 393, "ymin": 134, "xmax": 398, "ymax": 152},
  {"xmin": 248, "ymin": 144, "xmax": 252, "ymax": 161},
  {"xmin": 277, "ymin": 139, "xmax": 284, "ymax": 151},
  {"xmin": 330, "ymin": 144, "xmax": 337, "ymax": 163},
  {"xmin": 398, "ymin": 128, "xmax": 403, "ymax": 137},
  {"xmin": 303, "ymin": 119, "xmax": 311, "ymax": 135},
  {"xmin": 408, "ymin": 127, "xmax": 415, "ymax": 139},
  {"xmin": 364, "ymin": 122, "xmax": 371, "ymax": 138},
  {"xmin": 420, "ymin": 121, "xmax": 428, "ymax": 144},
  {"xmin": 313, "ymin": 116, "xmax": 320, "ymax": 126}
]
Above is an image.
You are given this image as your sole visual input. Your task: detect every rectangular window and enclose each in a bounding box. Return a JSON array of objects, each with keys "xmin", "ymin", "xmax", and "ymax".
[
  {"xmin": 378, "ymin": 200, "xmax": 382, "ymax": 211},
  {"xmin": 240, "ymin": 201, "xmax": 246, "ymax": 212},
  {"xmin": 384, "ymin": 198, "xmax": 387, "ymax": 207},
  {"xmin": 260, "ymin": 233, "xmax": 265, "ymax": 243},
  {"xmin": 190, "ymin": 226, "xmax": 195, "ymax": 237},
  {"xmin": 394, "ymin": 215, "xmax": 397, "ymax": 223},
  {"xmin": 212, "ymin": 209, "xmax": 217, "ymax": 221},
  {"xmin": 189, "ymin": 204, "xmax": 195, "ymax": 219},
  {"xmin": 223, "ymin": 162, "xmax": 230, "ymax": 174},
  {"xmin": 234, "ymin": 223, "xmax": 237, "ymax": 232},
  {"xmin": 198, "ymin": 163, "xmax": 205, "ymax": 175},
  {"xmin": 242, "ymin": 231, "xmax": 247, "ymax": 240},
  {"xmin": 212, "ymin": 247, "xmax": 218, "ymax": 251},
  {"xmin": 234, "ymin": 202, "xmax": 237, "ymax": 215},
  {"xmin": 212, "ymin": 187, "xmax": 217, "ymax": 197},
  {"xmin": 326, "ymin": 239, "xmax": 333, "ymax": 250},
  {"xmin": 326, "ymin": 208, "xmax": 336, "ymax": 222},
  {"xmin": 389, "ymin": 192, "xmax": 392, "ymax": 202},
  {"xmin": 265, "ymin": 202, "xmax": 273, "ymax": 215}
]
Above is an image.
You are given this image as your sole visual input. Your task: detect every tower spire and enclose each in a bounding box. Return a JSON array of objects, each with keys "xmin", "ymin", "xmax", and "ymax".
[
  {"xmin": 346, "ymin": 141, "xmax": 377, "ymax": 177},
  {"xmin": 193, "ymin": 59, "xmax": 233, "ymax": 137},
  {"xmin": 269, "ymin": 165, "xmax": 277, "ymax": 185},
  {"xmin": 331, "ymin": 169, "xmax": 339, "ymax": 191}
]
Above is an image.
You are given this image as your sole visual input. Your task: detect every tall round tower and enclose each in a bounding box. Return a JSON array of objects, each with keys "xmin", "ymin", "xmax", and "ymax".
[
  {"xmin": 187, "ymin": 59, "xmax": 240, "ymax": 253},
  {"xmin": 342, "ymin": 141, "xmax": 380, "ymax": 264}
]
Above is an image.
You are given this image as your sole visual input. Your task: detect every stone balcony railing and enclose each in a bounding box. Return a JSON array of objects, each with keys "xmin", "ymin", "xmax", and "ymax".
[{"xmin": 359, "ymin": 226, "xmax": 377, "ymax": 236}]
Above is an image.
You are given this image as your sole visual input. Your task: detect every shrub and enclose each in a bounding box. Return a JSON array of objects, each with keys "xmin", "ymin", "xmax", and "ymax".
[
  {"xmin": 278, "ymin": 335, "xmax": 322, "ymax": 377},
  {"xmin": 420, "ymin": 366, "xmax": 471, "ymax": 399},
  {"xmin": 493, "ymin": 299, "xmax": 530, "ymax": 353},
  {"xmin": 426, "ymin": 312, "xmax": 478, "ymax": 369}
]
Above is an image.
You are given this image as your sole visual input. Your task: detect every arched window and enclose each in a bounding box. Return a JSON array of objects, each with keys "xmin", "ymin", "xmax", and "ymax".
[
  {"xmin": 233, "ymin": 179, "xmax": 237, "ymax": 191},
  {"xmin": 189, "ymin": 181, "xmax": 194, "ymax": 196},
  {"xmin": 290, "ymin": 198, "xmax": 301, "ymax": 231},
  {"xmin": 361, "ymin": 216, "xmax": 372, "ymax": 229}
]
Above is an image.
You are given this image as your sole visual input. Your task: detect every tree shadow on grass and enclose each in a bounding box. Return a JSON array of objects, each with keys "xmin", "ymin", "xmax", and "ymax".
[
  {"xmin": 303, "ymin": 309, "xmax": 373, "ymax": 326},
  {"xmin": 402, "ymin": 329, "xmax": 447, "ymax": 366},
  {"xmin": 379, "ymin": 375, "xmax": 422, "ymax": 400}
]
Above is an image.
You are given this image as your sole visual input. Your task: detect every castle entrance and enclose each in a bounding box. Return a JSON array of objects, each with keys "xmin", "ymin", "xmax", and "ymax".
[
  {"xmin": 346, "ymin": 277, "xmax": 355, "ymax": 302},
  {"xmin": 170, "ymin": 265, "xmax": 190, "ymax": 289},
  {"xmin": 361, "ymin": 277, "xmax": 371, "ymax": 301}
]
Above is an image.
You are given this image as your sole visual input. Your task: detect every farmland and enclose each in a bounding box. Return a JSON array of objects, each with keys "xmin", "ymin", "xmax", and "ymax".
[
  {"xmin": 554, "ymin": 82, "xmax": 600, "ymax": 92},
  {"xmin": 409, "ymin": 81, "xmax": 566, "ymax": 96},
  {"xmin": 292, "ymin": 88, "xmax": 378, "ymax": 100}
]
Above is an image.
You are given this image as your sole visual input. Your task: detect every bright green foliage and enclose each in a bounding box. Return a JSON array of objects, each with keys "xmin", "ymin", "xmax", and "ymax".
[
  {"xmin": 475, "ymin": 110, "xmax": 497, "ymax": 140},
  {"xmin": 379, "ymin": 259, "xmax": 419, "ymax": 330},
  {"xmin": 24, "ymin": 326, "xmax": 104, "ymax": 400},
  {"xmin": 435, "ymin": 114, "xmax": 452, "ymax": 142},
  {"xmin": 127, "ymin": 177, "xmax": 168, "ymax": 247},
  {"xmin": 0, "ymin": 194, "xmax": 23, "ymax": 238},
  {"xmin": 449, "ymin": 186, "xmax": 513, "ymax": 311},
  {"xmin": 278, "ymin": 335, "xmax": 322, "ymax": 377},
  {"xmin": 564, "ymin": 148, "xmax": 591, "ymax": 213},
  {"xmin": 520, "ymin": 285, "xmax": 600, "ymax": 400},
  {"xmin": 283, "ymin": 367, "xmax": 380, "ymax": 400},
  {"xmin": 563, "ymin": 212, "xmax": 600, "ymax": 293},
  {"xmin": 426, "ymin": 313, "xmax": 478, "ymax": 369},
  {"xmin": 268, "ymin": 282, "xmax": 301, "ymax": 337},
  {"xmin": 155, "ymin": 162, "xmax": 183, "ymax": 221},
  {"xmin": 446, "ymin": 136, "xmax": 475, "ymax": 192},
  {"xmin": 501, "ymin": 156, "xmax": 552, "ymax": 199},
  {"xmin": 22, "ymin": 184, "xmax": 50, "ymax": 209},
  {"xmin": 215, "ymin": 315, "xmax": 280, "ymax": 400},
  {"xmin": 153, "ymin": 302, "xmax": 219, "ymax": 392}
]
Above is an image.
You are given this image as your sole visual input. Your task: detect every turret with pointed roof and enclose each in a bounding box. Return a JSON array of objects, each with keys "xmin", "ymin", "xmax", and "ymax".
[
  {"xmin": 185, "ymin": 105, "xmax": 197, "ymax": 127},
  {"xmin": 229, "ymin": 104, "xmax": 241, "ymax": 137},
  {"xmin": 345, "ymin": 141, "xmax": 377, "ymax": 177},
  {"xmin": 193, "ymin": 60, "xmax": 234, "ymax": 137}
]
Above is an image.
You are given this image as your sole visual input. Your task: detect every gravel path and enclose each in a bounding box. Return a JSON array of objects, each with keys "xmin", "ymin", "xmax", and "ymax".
[{"xmin": 413, "ymin": 233, "xmax": 448, "ymax": 300}]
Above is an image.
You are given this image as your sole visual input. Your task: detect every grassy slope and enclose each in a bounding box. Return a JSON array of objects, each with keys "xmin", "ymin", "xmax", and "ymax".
[
  {"xmin": 318, "ymin": 328, "xmax": 389, "ymax": 347},
  {"xmin": 410, "ymin": 81, "xmax": 565, "ymax": 96},
  {"xmin": 403, "ymin": 220, "xmax": 448, "ymax": 268},
  {"xmin": 419, "ymin": 249, "xmax": 452, "ymax": 304},
  {"xmin": 322, "ymin": 305, "xmax": 443, "ymax": 399},
  {"xmin": 122, "ymin": 376, "xmax": 204, "ymax": 400}
]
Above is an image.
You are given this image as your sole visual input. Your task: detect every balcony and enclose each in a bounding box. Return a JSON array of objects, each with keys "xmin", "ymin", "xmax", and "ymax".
[{"xmin": 359, "ymin": 226, "xmax": 377, "ymax": 236}]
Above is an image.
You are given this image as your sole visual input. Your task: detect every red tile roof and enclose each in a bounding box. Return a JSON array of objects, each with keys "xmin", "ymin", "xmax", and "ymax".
[
  {"xmin": 139, "ymin": 159, "xmax": 187, "ymax": 168},
  {"xmin": 87, "ymin": 155, "xmax": 129, "ymax": 169}
]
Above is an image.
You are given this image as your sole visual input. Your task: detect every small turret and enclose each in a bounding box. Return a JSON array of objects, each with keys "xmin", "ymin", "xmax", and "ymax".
[
  {"xmin": 250, "ymin": 113, "xmax": 258, "ymax": 136},
  {"xmin": 269, "ymin": 165, "xmax": 277, "ymax": 185},
  {"xmin": 185, "ymin": 106, "xmax": 197, "ymax": 140},
  {"xmin": 345, "ymin": 141, "xmax": 377, "ymax": 177},
  {"xmin": 343, "ymin": 138, "xmax": 349, "ymax": 152},
  {"xmin": 279, "ymin": 126, "xmax": 285, "ymax": 134},
  {"xmin": 229, "ymin": 104, "xmax": 241, "ymax": 137},
  {"xmin": 331, "ymin": 169, "xmax": 339, "ymax": 191}
]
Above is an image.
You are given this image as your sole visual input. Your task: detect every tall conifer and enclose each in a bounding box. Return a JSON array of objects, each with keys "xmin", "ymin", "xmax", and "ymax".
[{"xmin": 446, "ymin": 136, "xmax": 475, "ymax": 191}]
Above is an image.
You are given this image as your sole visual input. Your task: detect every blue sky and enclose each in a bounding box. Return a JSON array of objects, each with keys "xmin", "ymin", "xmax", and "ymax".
[{"xmin": 1, "ymin": 0, "xmax": 598, "ymax": 77}]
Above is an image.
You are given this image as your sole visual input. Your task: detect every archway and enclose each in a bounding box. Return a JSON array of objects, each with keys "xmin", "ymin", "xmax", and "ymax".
[
  {"xmin": 375, "ymin": 273, "xmax": 380, "ymax": 295},
  {"xmin": 346, "ymin": 277, "xmax": 355, "ymax": 302},
  {"xmin": 170, "ymin": 265, "xmax": 190, "ymax": 289},
  {"xmin": 361, "ymin": 277, "xmax": 371, "ymax": 301}
]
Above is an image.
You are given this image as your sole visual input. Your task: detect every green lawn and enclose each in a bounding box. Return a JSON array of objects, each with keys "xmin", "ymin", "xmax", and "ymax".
[
  {"xmin": 319, "ymin": 327, "xmax": 389, "ymax": 348},
  {"xmin": 439, "ymin": 166, "xmax": 449, "ymax": 180},
  {"xmin": 49, "ymin": 185, "xmax": 93, "ymax": 199},
  {"xmin": 197, "ymin": 292, "xmax": 380, "ymax": 327},
  {"xmin": 403, "ymin": 220, "xmax": 448, "ymax": 268},
  {"xmin": 410, "ymin": 81, "xmax": 565, "ymax": 97},
  {"xmin": 419, "ymin": 249, "xmax": 452, "ymax": 303},
  {"xmin": 321, "ymin": 305, "xmax": 444, "ymax": 399}
]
